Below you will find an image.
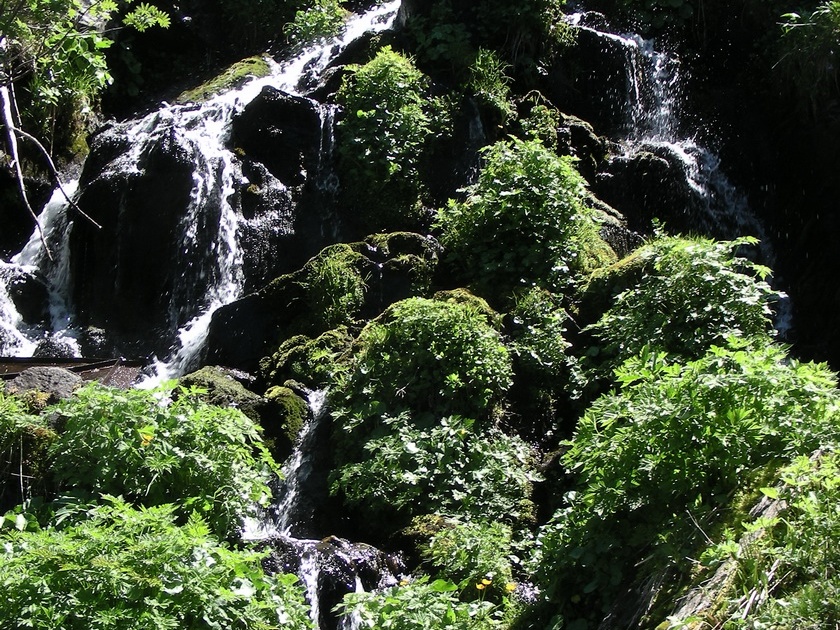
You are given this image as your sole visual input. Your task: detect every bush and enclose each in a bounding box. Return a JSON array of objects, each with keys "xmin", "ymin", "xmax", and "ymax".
[
  {"xmin": 692, "ymin": 450, "xmax": 840, "ymax": 628},
  {"xmin": 532, "ymin": 340, "xmax": 840, "ymax": 625},
  {"xmin": 332, "ymin": 413, "xmax": 538, "ymax": 528},
  {"xmin": 336, "ymin": 46, "xmax": 450, "ymax": 231},
  {"xmin": 584, "ymin": 234, "xmax": 777, "ymax": 371},
  {"xmin": 259, "ymin": 327, "xmax": 353, "ymax": 389},
  {"xmin": 50, "ymin": 383, "xmax": 278, "ymax": 538},
  {"xmin": 424, "ymin": 519, "xmax": 515, "ymax": 602},
  {"xmin": 284, "ymin": 0, "xmax": 348, "ymax": 47},
  {"xmin": 337, "ymin": 576, "xmax": 499, "ymax": 629},
  {"xmin": 0, "ymin": 496, "xmax": 311, "ymax": 629},
  {"xmin": 332, "ymin": 296, "xmax": 513, "ymax": 425},
  {"xmin": 305, "ymin": 244, "xmax": 368, "ymax": 332},
  {"xmin": 0, "ymin": 392, "xmax": 56, "ymax": 511},
  {"xmin": 436, "ymin": 137, "xmax": 607, "ymax": 300}
]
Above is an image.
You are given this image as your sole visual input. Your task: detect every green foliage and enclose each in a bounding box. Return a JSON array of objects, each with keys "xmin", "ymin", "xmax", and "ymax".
[
  {"xmin": 0, "ymin": 496, "xmax": 311, "ymax": 629},
  {"xmin": 336, "ymin": 576, "xmax": 500, "ymax": 629},
  {"xmin": 284, "ymin": 0, "xmax": 348, "ymax": 47},
  {"xmin": 0, "ymin": 392, "xmax": 56, "ymax": 510},
  {"xmin": 437, "ymin": 136, "xmax": 603, "ymax": 299},
  {"xmin": 305, "ymin": 244, "xmax": 368, "ymax": 332},
  {"xmin": 332, "ymin": 413, "xmax": 538, "ymax": 528},
  {"xmin": 508, "ymin": 287, "xmax": 572, "ymax": 383},
  {"xmin": 336, "ymin": 46, "xmax": 451, "ymax": 231},
  {"xmin": 260, "ymin": 327, "xmax": 353, "ymax": 389},
  {"xmin": 424, "ymin": 519, "xmax": 515, "ymax": 601},
  {"xmin": 332, "ymin": 296, "xmax": 513, "ymax": 424},
  {"xmin": 585, "ymin": 234, "xmax": 777, "ymax": 372},
  {"xmin": 777, "ymin": 1, "xmax": 840, "ymax": 118},
  {"xmin": 533, "ymin": 340, "xmax": 840, "ymax": 624},
  {"xmin": 1, "ymin": 0, "xmax": 168, "ymax": 145},
  {"xmin": 468, "ymin": 48, "xmax": 515, "ymax": 122},
  {"xmin": 49, "ymin": 383, "xmax": 278, "ymax": 538}
]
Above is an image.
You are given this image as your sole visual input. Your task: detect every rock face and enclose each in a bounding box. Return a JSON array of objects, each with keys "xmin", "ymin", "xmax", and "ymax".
[
  {"xmin": 70, "ymin": 126, "xmax": 197, "ymax": 357},
  {"xmin": 232, "ymin": 87, "xmax": 321, "ymax": 187}
]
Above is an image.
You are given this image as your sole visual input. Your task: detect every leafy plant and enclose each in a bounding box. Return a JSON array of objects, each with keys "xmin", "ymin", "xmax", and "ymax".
[
  {"xmin": 336, "ymin": 576, "xmax": 500, "ymax": 629},
  {"xmin": 0, "ymin": 496, "xmax": 311, "ymax": 629},
  {"xmin": 468, "ymin": 48, "xmax": 515, "ymax": 122},
  {"xmin": 584, "ymin": 234, "xmax": 778, "ymax": 373},
  {"xmin": 437, "ymin": 136, "xmax": 608, "ymax": 300},
  {"xmin": 305, "ymin": 244, "xmax": 368, "ymax": 332},
  {"xmin": 532, "ymin": 340, "xmax": 840, "ymax": 624},
  {"xmin": 332, "ymin": 296, "xmax": 513, "ymax": 425},
  {"xmin": 777, "ymin": 1, "xmax": 840, "ymax": 118},
  {"xmin": 49, "ymin": 383, "xmax": 279, "ymax": 538},
  {"xmin": 424, "ymin": 519, "xmax": 516, "ymax": 602},
  {"xmin": 284, "ymin": 0, "xmax": 348, "ymax": 47},
  {"xmin": 332, "ymin": 413, "xmax": 538, "ymax": 528},
  {"xmin": 336, "ymin": 46, "xmax": 451, "ymax": 231}
]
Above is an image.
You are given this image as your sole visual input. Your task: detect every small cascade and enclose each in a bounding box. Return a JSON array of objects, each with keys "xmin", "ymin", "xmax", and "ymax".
[
  {"xmin": 569, "ymin": 13, "xmax": 769, "ymax": 251},
  {"xmin": 242, "ymin": 390, "xmax": 404, "ymax": 630}
]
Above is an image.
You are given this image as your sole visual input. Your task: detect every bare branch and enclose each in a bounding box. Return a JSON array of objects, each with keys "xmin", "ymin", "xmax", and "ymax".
[{"xmin": 12, "ymin": 124, "xmax": 102, "ymax": 230}]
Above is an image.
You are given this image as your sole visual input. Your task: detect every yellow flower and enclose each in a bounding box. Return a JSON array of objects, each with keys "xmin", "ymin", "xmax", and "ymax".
[
  {"xmin": 481, "ymin": 578, "xmax": 492, "ymax": 585},
  {"xmin": 505, "ymin": 582, "xmax": 516, "ymax": 593},
  {"xmin": 476, "ymin": 583, "xmax": 486, "ymax": 591}
]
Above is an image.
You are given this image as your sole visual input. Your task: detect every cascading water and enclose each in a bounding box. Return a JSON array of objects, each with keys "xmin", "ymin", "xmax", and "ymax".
[
  {"xmin": 1, "ymin": 0, "xmax": 402, "ymax": 380},
  {"xmin": 569, "ymin": 13, "xmax": 770, "ymax": 249}
]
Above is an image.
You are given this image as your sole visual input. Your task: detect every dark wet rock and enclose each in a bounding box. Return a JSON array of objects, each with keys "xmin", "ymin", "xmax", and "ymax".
[
  {"xmin": 0, "ymin": 172, "xmax": 53, "ymax": 260},
  {"xmin": 231, "ymin": 87, "xmax": 321, "ymax": 186},
  {"xmin": 0, "ymin": 266, "xmax": 49, "ymax": 325},
  {"xmin": 257, "ymin": 535, "xmax": 404, "ymax": 630}
]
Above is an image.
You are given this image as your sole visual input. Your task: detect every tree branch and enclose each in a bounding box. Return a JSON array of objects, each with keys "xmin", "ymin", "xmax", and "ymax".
[
  {"xmin": 12, "ymin": 125, "xmax": 102, "ymax": 230},
  {"xmin": 1, "ymin": 83, "xmax": 52, "ymax": 260}
]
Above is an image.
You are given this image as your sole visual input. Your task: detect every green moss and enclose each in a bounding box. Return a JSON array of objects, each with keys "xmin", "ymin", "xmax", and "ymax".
[
  {"xmin": 432, "ymin": 288, "xmax": 502, "ymax": 329},
  {"xmin": 176, "ymin": 56, "xmax": 272, "ymax": 104},
  {"xmin": 178, "ymin": 366, "xmax": 265, "ymax": 424},
  {"xmin": 264, "ymin": 386, "xmax": 309, "ymax": 454},
  {"xmin": 259, "ymin": 327, "xmax": 353, "ymax": 389}
]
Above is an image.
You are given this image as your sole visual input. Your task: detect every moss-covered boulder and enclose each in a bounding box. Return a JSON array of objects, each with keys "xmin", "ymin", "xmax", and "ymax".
[
  {"xmin": 176, "ymin": 56, "xmax": 271, "ymax": 104},
  {"xmin": 178, "ymin": 366, "xmax": 266, "ymax": 424},
  {"xmin": 206, "ymin": 233, "xmax": 440, "ymax": 372},
  {"xmin": 262, "ymin": 386, "xmax": 310, "ymax": 460},
  {"xmin": 259, "ymin": 327, "xmax": 353, "ymax": 390}
]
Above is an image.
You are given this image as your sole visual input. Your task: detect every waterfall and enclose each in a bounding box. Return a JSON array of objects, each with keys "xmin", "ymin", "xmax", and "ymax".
[
  {"xmin": 1, "ymin": 0, "xmax": 402, "ymax": 379},
  {"xmin": 569, "ymin": 13, "xmax": 769, "ymax": 250}
]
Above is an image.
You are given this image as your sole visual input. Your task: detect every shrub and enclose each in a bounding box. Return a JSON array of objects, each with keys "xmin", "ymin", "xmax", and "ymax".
[
  {"xmin": 468, "ymin": 48, "xmax": 515, "ymax": 122},
  {"xmin": 259, "ymin": 327, "xmax": 353, "ymax": 389},
  {"xmin": 0, "ymin": 496, "xmax": 311, "ymax": 629},
  {"xmin": 336, "ymin": 46, "xmax": 450, "ymax": 231},
  {"xmin": 508, "ymin": 287, "xmax": 572, "ymax": 383},
  {"xmin": 0, "ymin": 392, "xmax": 56, "ymax": 511},
  {"xmin": 532, "ymin": 340, "xmax": 840, "ymax": 625},
  {"xmin": 332, "ymin": 296, "xmax": 513, "ymax": 425},
  {"xmin": 424, "ymin": 519, "xmax": 515, "ymax": 602},
  {"xmin": 284, "ymin": 0, "xmax": 348, "ymax": 47},
  {"xmin": 50, "ymin": 383, "xmax": 279, "ymax": 538},
  {"xmin": 584, "ymin": 234, "xmax": 777, "ymax": 372},
  {"xmin": 691, "ymin": 449, "xmax": 840, "ymax": 628},
  {"xmin": 305, "ymin": 244, "xmax": 368, "ymax": 332},
  {"xmin": 436, "ymin": 137, "xmax": 606, "ymax": 300},
  {"xmin": 332, "ymin": 414, "xmax": 538, "ymax": 528},
  {"xmin": 336, "ymin": 576, "xmax": 499, "ymax": 629}
]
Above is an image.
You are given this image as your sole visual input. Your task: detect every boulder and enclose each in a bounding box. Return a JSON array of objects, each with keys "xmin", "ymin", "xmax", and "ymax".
[
  {"xmin": 231, "ymin": 86, "xmax": 321, "ymax": 186},
  {"xmin": 4, "ymin": 366, "xmax": 82, "ymax": 403}
]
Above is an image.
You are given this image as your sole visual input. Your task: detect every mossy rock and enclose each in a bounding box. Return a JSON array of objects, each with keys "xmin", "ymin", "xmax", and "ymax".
[
  {"xmin": 391, "ymin": 514, "xmax": 455, "ymax": 570},
  {"xmin": 575, "ymin": 246, "xmax": 648, "ymax": 328},
  {"xmin": 259, "ymin": 327, "xmax": 353, "ymax": 389},
  {"xmin": 176, "ymin": 56, "xmax": 272, "ymax": 104},
  {"xmin": 263, "ymin": 386, "xmax": 309, "ymax": 460},
  {"xmin": 178, "ymin": 366, "xmax": 266, "ymax": 424}
]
